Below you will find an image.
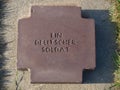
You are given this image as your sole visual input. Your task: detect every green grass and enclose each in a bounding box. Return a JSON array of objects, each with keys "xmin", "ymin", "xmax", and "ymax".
[
  {"xmin": 112, "ymin": 51, "xmax": 120, "ymax": 88},
  {"xmin": 110, "ymin": 0, "xmax": 120, "ymax": 89}
]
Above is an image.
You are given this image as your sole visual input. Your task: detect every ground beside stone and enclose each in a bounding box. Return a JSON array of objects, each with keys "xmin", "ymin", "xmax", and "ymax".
[{"xmin": 2, "ymin": 0, "xmax": 117, "ymax": 90}]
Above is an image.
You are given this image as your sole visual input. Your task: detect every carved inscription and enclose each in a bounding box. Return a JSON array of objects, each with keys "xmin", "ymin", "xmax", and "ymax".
[{"xmin": 34, "ymin": 33, "xmax": 76, "ymax": 53}]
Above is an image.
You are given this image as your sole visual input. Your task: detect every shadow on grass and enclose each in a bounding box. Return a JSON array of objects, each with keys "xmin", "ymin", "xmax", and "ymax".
[
  {"xmin": 0, "ymin": 0, "xmax": 11, "ymax": 89},
  {"xmin": 82, "ymin": 10, "xmax": 116, "ymax": 83}
]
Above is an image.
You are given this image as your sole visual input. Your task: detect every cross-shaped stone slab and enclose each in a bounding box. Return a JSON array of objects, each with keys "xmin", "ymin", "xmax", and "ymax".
[{"xmin": 17, "ymin": 6, "xmax": 96, "ymax": 83}]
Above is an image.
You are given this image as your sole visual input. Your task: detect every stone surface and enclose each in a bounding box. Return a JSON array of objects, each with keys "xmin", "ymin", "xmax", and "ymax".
[{"xmin": 17, "ymin": 6, "xmax": 95, "ymax": 83}]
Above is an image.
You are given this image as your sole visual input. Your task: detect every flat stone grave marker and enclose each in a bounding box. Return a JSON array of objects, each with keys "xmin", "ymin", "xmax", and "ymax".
[{"xmin": 17, "ymin": 6, "xmax": 96, "ymax": 83}]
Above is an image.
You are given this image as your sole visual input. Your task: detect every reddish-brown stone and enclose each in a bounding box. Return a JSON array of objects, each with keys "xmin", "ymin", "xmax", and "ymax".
[{"xmin": 17, "ymin": 6, "xmax": 96, "ymax": 83}]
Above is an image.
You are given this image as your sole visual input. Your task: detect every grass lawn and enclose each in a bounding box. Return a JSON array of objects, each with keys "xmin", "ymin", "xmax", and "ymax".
[{"xmin": 110, "ymin": 0, "xmax": 120, "ymax": 88}]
